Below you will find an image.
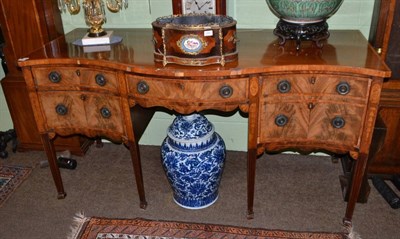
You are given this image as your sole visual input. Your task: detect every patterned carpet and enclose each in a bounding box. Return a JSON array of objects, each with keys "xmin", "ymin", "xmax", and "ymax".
[
  {"xmin": 69, "ymin": 215, "xmax": 347, "ymax": 239},
  {"xmin": 0, "ymin": 165, "xmax": 32, "ymax": 207}
]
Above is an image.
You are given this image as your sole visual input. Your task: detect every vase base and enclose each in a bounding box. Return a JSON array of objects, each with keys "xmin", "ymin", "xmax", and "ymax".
[
  {"xmin": 273, "ymin": 19, "xmax": 330, "ymax": 51},
  {"xmin": 173, "ymin": 195, "xmax": 219, "ymax": 210}
]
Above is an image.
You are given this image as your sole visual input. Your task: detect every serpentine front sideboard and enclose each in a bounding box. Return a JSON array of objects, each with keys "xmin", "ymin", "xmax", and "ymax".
[{"xmin": 17, "ymin": 28, "xmax": 391, "ymax": 225}]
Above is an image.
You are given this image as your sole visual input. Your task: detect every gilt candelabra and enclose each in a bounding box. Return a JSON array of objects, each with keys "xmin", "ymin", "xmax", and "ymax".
[{"xmin": 58, "ymin": 0, "xmax": 128, "ymax": 37}]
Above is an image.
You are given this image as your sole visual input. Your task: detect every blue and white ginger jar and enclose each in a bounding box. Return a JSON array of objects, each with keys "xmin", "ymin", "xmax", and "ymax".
[{"xmin": 161, "ymin": 113, "xmax": 226, "ymax": 209}]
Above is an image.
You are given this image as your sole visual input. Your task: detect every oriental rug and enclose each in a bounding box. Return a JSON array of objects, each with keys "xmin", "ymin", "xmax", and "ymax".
[
  {"xmin": 0, "ymin": 165, "xmax": 32, "ymax": 207},
  {"xmin": 69, "ymin": 214, "xmax": 349, "ymax": 239}
]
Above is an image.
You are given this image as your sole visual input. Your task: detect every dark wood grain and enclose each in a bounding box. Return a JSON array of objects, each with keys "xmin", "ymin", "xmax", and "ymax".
[
  {"xmin": 366, "ymin": 0, "xmax": 400, "ymax": 176},
  {"xmin": 0, "ymin": 0, "xmax": 89, "ymax": 155}
]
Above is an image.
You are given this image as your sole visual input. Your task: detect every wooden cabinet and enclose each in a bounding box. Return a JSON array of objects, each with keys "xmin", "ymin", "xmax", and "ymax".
[
  {"xmin": 367, "ymin": 0, "xmax": 400, "ymax": 174},
  {"xmin": 0, "ymin": 0, "xmax": 90, "ymax": 155}
]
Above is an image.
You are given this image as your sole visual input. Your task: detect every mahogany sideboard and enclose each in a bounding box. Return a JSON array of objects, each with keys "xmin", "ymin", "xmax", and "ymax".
[{"xmin": 18, "ymin": 28, "xmax": 391, "ymax": 225}]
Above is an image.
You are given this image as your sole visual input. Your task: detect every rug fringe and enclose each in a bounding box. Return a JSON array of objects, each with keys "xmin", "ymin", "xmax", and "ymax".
[
  {"xmin": 67, "ymin": 212, "xmax": 89, "ymax": 239},
  {"xmin": 348, "ymin": 227, "xmax": 362, "ymax": 239},
  {"xmin": 344, "ymin": 224, "xmax": 362, "ymax": 239}
]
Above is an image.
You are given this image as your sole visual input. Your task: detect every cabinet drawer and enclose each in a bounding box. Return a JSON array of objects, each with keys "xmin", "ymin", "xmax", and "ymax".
[
  {"xmin": 32, "ymin": 67, "xmax": 119, "ymax": 93},
  {"xmin": 127, "ymin": 75, "xmax": 248, "ymax": 102},
  {"xmin": 38, "ymin": 92, "xmax": 124, "ymax": 136},
  {"xmin": 259, "ymin": 101, "xmax": 365, "ymax": 149},
  {"xmin": 262, "ymin": 74, "xmax": 370, "ymax": 99}
]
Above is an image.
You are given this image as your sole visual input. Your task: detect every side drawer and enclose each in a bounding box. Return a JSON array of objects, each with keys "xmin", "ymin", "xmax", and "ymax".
[
  {"xmin": 259, "ymin": 101, "xmax": 366, "ymax": 150},
  {"xmin": 38, "ymin": 91, "xmax": 125, "ymax": 137},
  {"xmin": 262, "ymin": 74, "xmax": 370, "ymax": 99},
  {"xmin": 32, "ymin": 67, "xmax": 119, "ymax": 93}
]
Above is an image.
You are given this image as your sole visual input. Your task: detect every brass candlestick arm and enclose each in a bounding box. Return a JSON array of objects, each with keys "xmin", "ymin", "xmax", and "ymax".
[{"xmin": 58, "ymin": 0, "xmax": 128, "ymax": 37}]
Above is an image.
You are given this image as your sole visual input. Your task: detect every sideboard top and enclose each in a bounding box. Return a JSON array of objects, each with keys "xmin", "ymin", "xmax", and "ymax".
[{"xmin": 19, "ymin": 28, "xmax": 391, "ymax": 78}]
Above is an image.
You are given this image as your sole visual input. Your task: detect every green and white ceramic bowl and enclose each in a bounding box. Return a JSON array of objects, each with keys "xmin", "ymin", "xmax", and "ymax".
[{"xmin": 266, "ymin": 0, "xmax": 344, "ymax": 24}]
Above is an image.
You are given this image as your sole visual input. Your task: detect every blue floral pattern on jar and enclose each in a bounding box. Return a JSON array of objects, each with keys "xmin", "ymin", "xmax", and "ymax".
[{"xmin": 161, "ymin": 114, "xmax": 226, "ymax": 209}]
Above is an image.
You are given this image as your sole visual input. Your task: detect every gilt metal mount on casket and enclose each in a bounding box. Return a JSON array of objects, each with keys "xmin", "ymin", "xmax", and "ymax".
[{"xmin": 152, "ymin": 14, "xmax": 238, "ymax": 66}]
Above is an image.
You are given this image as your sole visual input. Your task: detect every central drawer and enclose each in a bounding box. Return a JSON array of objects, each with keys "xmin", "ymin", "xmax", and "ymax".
[{"xmin": 126, "ymin": 75, "xmax": 248, "ymax": 105}]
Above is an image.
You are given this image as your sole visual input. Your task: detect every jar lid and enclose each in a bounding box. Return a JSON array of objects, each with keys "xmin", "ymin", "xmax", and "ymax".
[{"xmin": 167, "ymin": 114, "xmax": 215, "ymax": 143}]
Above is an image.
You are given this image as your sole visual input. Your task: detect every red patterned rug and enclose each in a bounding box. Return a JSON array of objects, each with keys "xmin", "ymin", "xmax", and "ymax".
[
  {"xmin": 69, "ymin": 214, "xmax": 348, "ymax": 239},
  {"xmin": 0, "ymin": 165, "xmax": 32, "ymax": 207}
]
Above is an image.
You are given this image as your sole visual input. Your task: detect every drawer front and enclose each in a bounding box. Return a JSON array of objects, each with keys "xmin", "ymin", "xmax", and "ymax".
[
  {"xmin": 259, "ymin": 102, "xmax": 365, "ymax": 148},
  {"xmin": 38, "ymin": 92, "xmax": 124, "ymax": 135},
  {"xmin": 32, "ymin": 67, "xmax": 119, "ymax": 93},
  {"xmin": 33, "ymin": 67, "xmax": 80, "ymax": 88},
  {"xmin": 259, "ymin": 103, "xmax": 309, "ymax": 140},
  {"xmin": 127, "ymin": 75, "xmax": 248, "ymax": 102},
  {"xmin": 84, "ymin": 94, "xmax": 124, "ymax": 134},
  {"xmin": 79, "ymin": 70, "xmax": 119, "ymax": 93},
  {"xmin": 262, "ymin": 74, "xmax": 370, "ymax": 100},
  {"xmin": 308, "ymin": 103, "xmax": 365, "ymax": 143},
  {"xmin": 39, "ymin": 92, "xmax": 86, "ymax": 130}
]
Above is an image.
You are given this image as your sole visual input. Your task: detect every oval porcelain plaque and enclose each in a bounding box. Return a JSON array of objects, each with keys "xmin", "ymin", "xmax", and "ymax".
[{"xmin": 178, "ymin": 35, "xmax": 205, "ymax": 55}]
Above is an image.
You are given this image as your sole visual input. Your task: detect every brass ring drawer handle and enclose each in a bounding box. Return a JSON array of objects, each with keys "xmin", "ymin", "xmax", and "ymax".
[
  {"xmin": 48, "ymin": 71, "xmax": 61, "ymax": 83},
  {"xmin": 277, "ymin": 80, "xmax": 291, "ymax": 93},
  {"xmin": 332, "ymin": 116, "xmax": 345, "ymax": 129},
  {"xmin": 100, "ymin": 107, "xmax": 111, "ymax": 118},
  {"xmin": 137, "ymin": 81, "xmax": 149, "ymax": 94},
  {"xmin": 336, "ymin": 82, "xmax": 350, "ymax": 95},
  {"xmin": 55, "ymin": 104, "xmax": 68, "ymax": 115},
  {"xmin": 275, "ymin": 114, "xmax": 288, "ymax": 127},
  {"xmin": 220, "ymin": 85, "xmax": 233, "ymax": 98},
  {"xmin": 95, "ymin": 74, "xmax": 107, "ymax": 86}
]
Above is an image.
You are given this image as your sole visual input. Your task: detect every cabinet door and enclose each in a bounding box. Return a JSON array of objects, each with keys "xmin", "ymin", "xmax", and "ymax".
[{"xmin": 368, "ymin": 0, "xmax": 400, "ymax": 174}]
